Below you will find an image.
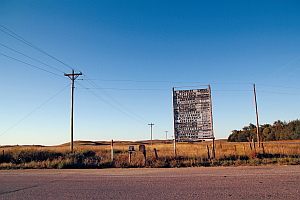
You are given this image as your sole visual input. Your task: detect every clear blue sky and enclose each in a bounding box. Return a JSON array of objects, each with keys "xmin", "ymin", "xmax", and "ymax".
[{"xmin": 0, "ymin": 0, "xmax": 299, "ymax": 145}]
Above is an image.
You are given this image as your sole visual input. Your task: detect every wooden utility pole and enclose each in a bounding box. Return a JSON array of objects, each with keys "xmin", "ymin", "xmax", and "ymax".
[
  {"xmin": 64, "ymin": 69, "xmax": 82, "ymax": 152},
  {"xmin": 148, "ymin": 123, "xmax": 154, "ymax": 145},
  {"xmin": 253, "ymin": 84, "xmax": 260, "ymax": 147}
]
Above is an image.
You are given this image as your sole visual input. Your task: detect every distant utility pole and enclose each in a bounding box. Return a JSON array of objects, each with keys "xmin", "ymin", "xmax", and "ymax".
[
  {"xmin": 64, "ymin": 69, "xmax": 82, "ymax": 152},
  {"xmin": 148, "ymin": 123, "xmax": 154, "ymax": 145},
  {"xmin": 165, "ymin": 131, "xmax": 168, "ymax": 143},
  {"xmin": 253, "ymin": 84, "xmax": 260, "ymax": 147}
]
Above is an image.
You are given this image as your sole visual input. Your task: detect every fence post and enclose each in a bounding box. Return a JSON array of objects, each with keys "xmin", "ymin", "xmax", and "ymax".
[
  {"xmin": 129, "ymin": 152, "xmax": 132, "ymax": 163},
  {"xmin": 249, "ymin": 143, "xmax": 252, "ymax": 151},
  {"xmin": 243, "ymin": 144, "xmax": 246, "ymax": 155},
  {"xmin": 206, "ymin": 145, "xmax": 210, "ymax": 159},
  {"xmin": 252, "ymin": 139, "xmax": 256, "ymax": 150},
  {"xmin": 111, "ymin": 140, "xmax": 113, "ymax": 160},
  {"xmin": 143, "ymin": 149, "xmax": 147, "ymax": 166},
  {"xmin": 154, "ymin": 148, "xmax": 158, "ymax": 159},
  {"xmin": 261, "ymin": 143, "xmax": 265, "ymax": 154}
]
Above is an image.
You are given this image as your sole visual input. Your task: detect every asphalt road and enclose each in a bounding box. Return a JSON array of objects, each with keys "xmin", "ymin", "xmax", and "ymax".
[{"xmin": 0, "ymin": 165, "xmax": 299, "ymax": 199}]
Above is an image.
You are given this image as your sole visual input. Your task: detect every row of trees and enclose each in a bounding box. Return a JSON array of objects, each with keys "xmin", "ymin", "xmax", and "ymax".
[{"xmin": 228, "ymin": 119, "xmax": 300, "ymax": 142}]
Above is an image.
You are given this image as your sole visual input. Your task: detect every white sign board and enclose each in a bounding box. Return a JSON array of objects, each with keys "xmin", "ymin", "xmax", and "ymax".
[{"xmin": 173, "ymin": 87, "xmax": 213, "ymax": 140}]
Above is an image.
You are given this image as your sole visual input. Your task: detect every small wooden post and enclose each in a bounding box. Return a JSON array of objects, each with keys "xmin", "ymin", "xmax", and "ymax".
[
  {"xmin": 139, "ymin": 145, "xmax": 146, "ymax": 165},
  {"xmin": 211, "ymin": 140, "xmax": 215, "ymax": 159},
  {"xmin": 2, "ymin": 150, "xmax": 4, "ymax": 156},
  {"xmin": 220, "ymin": 143, "xmax": 222, "ymax": 149},
  {"xmin": 206, "ymin": 145, "xmax": 210, "ymax": 159},
  {"xmin": 154, "ymin": 148, "xmax": 158, "ymax": 159},
  {"xmin": 174, "ymin": 138, "xmax": 177, "ymax": 157},
  {"xmin": 234, "ymin": 145, "xmax": 237, "ymax": 152},
  {"xmin": 261, "ymin": 143, "xmax": 265, "ymax": 154},
  {"xmin": 243, "ymin": 144, "xmax": 246, "ymax": 155},
  {"xmin": 111, "ymin": 140, "xmax": 113, "ymax": 160},
  {"xmin": 129, "ymin": 152, "xmax": 132, "ymax": 163},
  {"xmin": 252, "ymin": 139, "xmax": 256, "ymax": 150},
  {"xmin": 249, "ymin": 143, "xmax": 252, "ymax": 151}
]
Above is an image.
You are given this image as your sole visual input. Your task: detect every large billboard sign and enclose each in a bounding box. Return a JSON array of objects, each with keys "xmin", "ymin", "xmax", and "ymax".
[{"xmin": 173, "ymin": 86, "xmax": 213, "ymax": 140}]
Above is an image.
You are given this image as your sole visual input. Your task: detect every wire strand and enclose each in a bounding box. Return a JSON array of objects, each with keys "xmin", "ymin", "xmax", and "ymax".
[
  {"xmin": 0, "ymin": 53, "xmax": 65, "ymax": 78},
  {"xmin": 0, "ymin": 43, "xmax": 66, "ymax": 74},
  {"xmin": 0, "ymin": 84, "xmax": 70, "ymax": 137},
  {"xmin": 0, "ymin": 25, "xmax": 77, "ymax": 72},
  {"xmin": 76, "ymin": 81, "xmax": 148, "ymax": 125},
  {"xmin": 82, "ymin": 75, "xmax": 151, "ymax": 124},
  {"xmin": 258, "ymin": 55, "xmax": 300, "ymax": 84}
]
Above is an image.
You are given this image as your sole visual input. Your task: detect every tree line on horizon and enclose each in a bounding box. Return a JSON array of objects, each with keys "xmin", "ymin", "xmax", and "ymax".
[{"xmin": 227, "ymin": 119, "xmax": 300, "ymax": 142}]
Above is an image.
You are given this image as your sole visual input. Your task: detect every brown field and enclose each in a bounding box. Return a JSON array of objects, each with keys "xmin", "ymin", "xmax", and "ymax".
[{"xmin": 1, "ymin": 139, "xmax": 300, "ymax": 169}]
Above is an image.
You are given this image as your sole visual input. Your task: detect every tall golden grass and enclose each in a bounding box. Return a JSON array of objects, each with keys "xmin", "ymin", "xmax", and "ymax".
[{"xmin": 0, "ymin": 140, "xmax": 299, "ymax": 169}]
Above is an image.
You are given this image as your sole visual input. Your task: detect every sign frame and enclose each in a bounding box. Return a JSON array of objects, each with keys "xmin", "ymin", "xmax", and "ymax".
[{"xmin": 172, "ymin": 85, "xmax": 215, "ymax": 157}]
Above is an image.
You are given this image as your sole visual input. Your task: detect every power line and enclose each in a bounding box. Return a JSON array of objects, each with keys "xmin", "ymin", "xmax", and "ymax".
[
  {"xmin": 77, "ymin": 87, "xmax": 169, "ymax": 91},
  {"xmin": 1, "ymin": 25, "xmax": 158, "ymax": 130},
  {"xmin": 75, "ymin": 81, "xmax": 149, "ymax": 125},
  {"xmin": 256, "ymin": 84, "xmax": 300, "ymax": 90},
  {"xmin": 268, "ymin": 67, "xmax": 300, "ymax": 86},
  {"xmin": 82, "ymin": 75, "xmax": 150, "ymax": 124},
  {"xmin": 258, "ymin": 55, "xmax": 300, "ymax": 84},
  {"xmin": 257, "ymin": 91, "xmax": 300, "ymax": 96},
  {"xmin": 0, "ymin": 53, "xmax": 65, "ymax": 78},
  {"xmin": 0, "ymin": 25, "xmax": 76, "ymax": 72},
  {"xmin": 0, "ymin": 43, "xmax": 66, "ymax": 74},
  {"xmin": 0, "ymin": 84, "xmax": 70, "ymax": 137},
  {"xmin": 83, "ymin": 78, "xmax": 253, "ymax": 85}
]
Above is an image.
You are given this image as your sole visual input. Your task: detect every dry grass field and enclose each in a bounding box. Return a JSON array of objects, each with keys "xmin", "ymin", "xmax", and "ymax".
[{"xmin": 0, "ymin": 139, "xmax": 299, "ymax": 169}]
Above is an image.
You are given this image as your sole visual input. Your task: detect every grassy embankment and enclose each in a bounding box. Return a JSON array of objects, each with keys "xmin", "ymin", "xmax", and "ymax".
[{"xmin": 0, "ymin": 139, "xmax": 299, "ymax": 169}]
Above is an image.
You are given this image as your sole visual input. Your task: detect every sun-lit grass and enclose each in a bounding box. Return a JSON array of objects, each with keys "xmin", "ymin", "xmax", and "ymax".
[{"xmin": 0, "ymin": 140, "xmax": 299, "ymax": 169}]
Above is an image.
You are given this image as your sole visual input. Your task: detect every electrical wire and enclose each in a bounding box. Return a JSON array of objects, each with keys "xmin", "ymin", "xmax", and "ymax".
[
  {"xmin": 82, "ymin": 75, "xmax": 151, "ymax": 124},
  {"xmin": 84, "ymin": 79, "xmax": 253, "ymax": 85},
  {"xmin": 77, "ymin": 87, "xmax": 169, "ymax": 91},
  {"xmin": 268, "ymin": 67, "xmax": 300, "ymax": 86},
  {"xmin": 0, "ymin": 53, "xmax": 65, "ymax": 78},
  {"xmin": 76, "ymin": 80, "xmax": 169, "ymax": 134},
  {"xmin": 0, "ymin": 84, "xmax": 71, "ymax": 137},
  {"xmin": 258, "ymin": 55, "xmax": 300, "ymax": 84},
  {"xmin": 256, "ymin": 84, "xmax": 300, "ymax": 90},
  {"xmin": 0, "ymin": 43, "xmax": 66, "ymax": 74},
  {"xmin": 0, "ymin": 25, "xmax": 77, "ymax": 72},
  {"xmin": 1, "ymin": 25, "xmax": 160, "ymax": 130},
  {"xmin": 75, "ymin": 81, "xmax": 148, "ymax": 125},
  {"xmin": 256, "ymin": 91, "xmax": 300, "ymax": 96}
]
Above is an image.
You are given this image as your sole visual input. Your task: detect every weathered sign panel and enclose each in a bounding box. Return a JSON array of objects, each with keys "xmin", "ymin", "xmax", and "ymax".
[{"xmin": 173, "ymin": 86, "xmax": 213, "ymax": 140}]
